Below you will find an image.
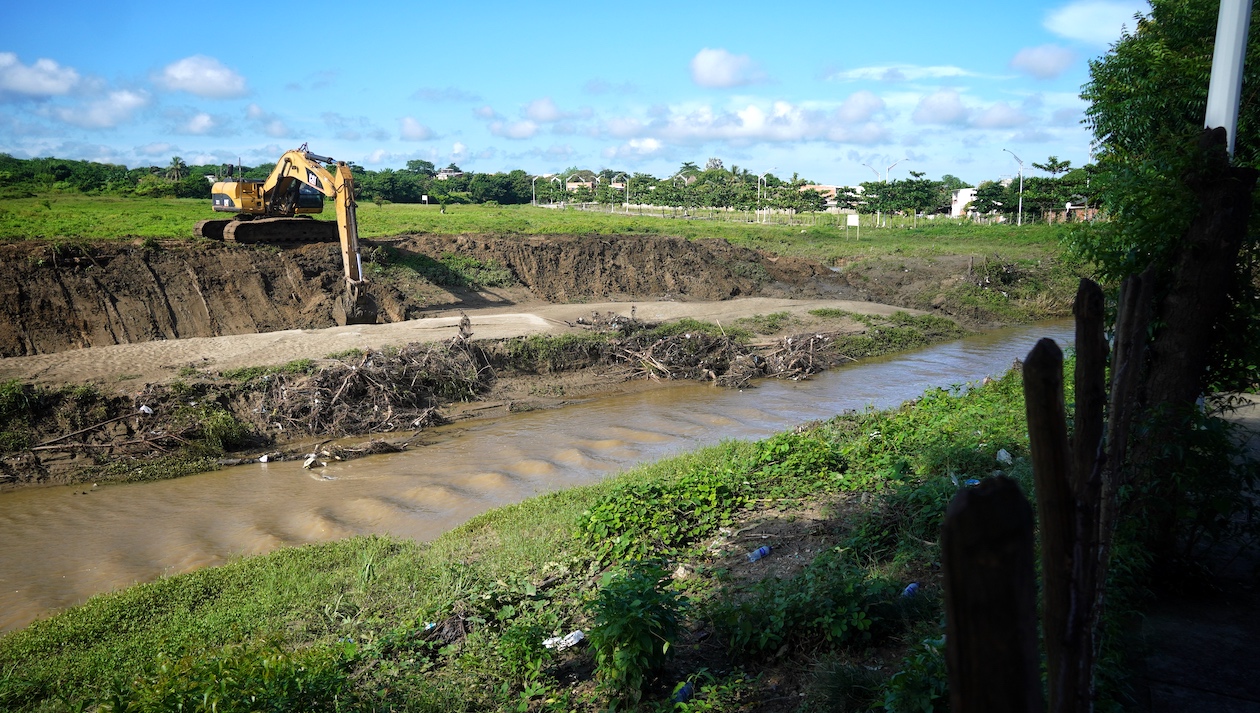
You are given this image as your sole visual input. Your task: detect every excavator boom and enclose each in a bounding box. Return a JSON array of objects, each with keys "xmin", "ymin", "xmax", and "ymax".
[{"xmin": 196, "ymin": 145, "xmax": 376, "ymax": 325}]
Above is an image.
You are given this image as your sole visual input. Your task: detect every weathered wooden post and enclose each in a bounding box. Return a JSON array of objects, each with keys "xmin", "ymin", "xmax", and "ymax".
[{"xmin": 942, "ymin": 476, "xmax": 1043, "ymax": 713}]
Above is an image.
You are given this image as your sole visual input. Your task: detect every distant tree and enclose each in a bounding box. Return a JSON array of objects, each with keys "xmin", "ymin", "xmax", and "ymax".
[
  {"xmin": 939, "ymin": 174, "xmax": 971, "ymax": 191},
  {"xmin": 165, "ymin": 157, "xmax": 187, "ymax": 182},
  {"xmin": 405, "ymin": 159, "xmax": 437, "ymax": 176},
  {"xmin": 1031, "ymin": 155, "xmax": 1072, "ymax": 176},
  {"xmin": 705, "ymin": 157, "xmax": 724, "ymax": 171}
]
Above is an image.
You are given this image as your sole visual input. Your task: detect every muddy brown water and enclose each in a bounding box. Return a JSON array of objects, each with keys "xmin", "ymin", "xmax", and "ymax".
[{"xmin": 0, "ymin": 321, "xmax": 1072, "ymax": 633}]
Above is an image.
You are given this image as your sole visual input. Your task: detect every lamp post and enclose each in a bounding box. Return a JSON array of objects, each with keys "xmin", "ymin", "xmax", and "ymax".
[
  {"xmin": 614, "ymin": 173, "xmax": 629, "ymax": 212},
  {"xmin": 1204, "ymin": 0, "xmax": 1253, "ymax": 156},
  {"xmin": 758, "ymin": 168, "xmax": 776, "ymax": 223},
  {"xmin": 549, "ymin": 175, "xmax": 563, "ymax": 205},
  {"xmin": 673, "ymin": 173, "xmax": 690, "ymax": 216},
  {"xmin": 1004, "ymin": 149, "xmax": 1025, "ymax": 226},
  {"xmin": 531, "ymin": 174, "xmax": 550, "ymax": 206}
]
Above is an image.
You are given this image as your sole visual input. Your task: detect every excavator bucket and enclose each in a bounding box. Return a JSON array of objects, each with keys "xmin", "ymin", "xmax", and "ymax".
[{"xmin": 335, "ymin": 283, "xmax": 378, "ymax": 326}]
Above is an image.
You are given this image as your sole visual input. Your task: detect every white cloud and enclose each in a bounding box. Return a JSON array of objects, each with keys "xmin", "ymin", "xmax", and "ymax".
[
  {"xmin": 836, "ymin": 91, "xmax": 885, "ymax": 123},
  {"xmin": 604, "ymin": 138, "xmax": 665, "ymax": 160},
  {"xmin": 972, "ymin": 102, "xmax": 1030, "ymax": 129},
  {"xmin": 135, "ymin": 142, "xmax": 175, "ymax": 157},
  {"xmin": 1010, "ymin": 45, "xmax": 1076, "ymax": 79},
  {"xmin": 603, "ymin": 116, "xmax": 646, "ymax": 138},
  {"xmin": 690, "ymin": 48, "xmax": 765, "ymax": 88},
  {"xmin": 400, "ymin": 116, "xmax": 434, "ymax": 140},
  {"xmin": 473, "ymin": 105, "xmax": 501, "ymax": 119},
  {"xmin": 156, "ymin": 55, "xmax": 247, "ymax": 98},
  {"xmin": 245, "ymin": 104, "xmax": 290, "ymax": 138},
  {"xmin": 524, "ymin": 97, "xmax": 566, "ymax": 122},
  {"xmin": 830, "ymin": 64, "xmax": 982, "ymax": 82},
  {"xmin": 54, "ymin": 90, "xmax": 149, "ymax": 128},
  {"xmin": 182, "ymin": 112, "xmax": 224, "ymax": 135},
  {"xmin": 1044, "ymin": 1, "xmax": 1148, "ymax": 45},
  {"xmin": 0, "ymin": 52, "xmax": 79, "ymax": 96},
  {"xmin": 912, "ymin": 90, "xmax": 969, "ymax": 125},
  {"xmin": 451, "ymin": 142, "xmax": 467, "ymax": 159},
  {"xmin": 489, "ymin": 120, "xmax": 539, "ymax": 139}
]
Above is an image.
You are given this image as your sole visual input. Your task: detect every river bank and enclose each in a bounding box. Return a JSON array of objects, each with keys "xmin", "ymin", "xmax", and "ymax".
[{"xmin": 0, "ymin": 326, "xmax": 1061, "ymax": 711}]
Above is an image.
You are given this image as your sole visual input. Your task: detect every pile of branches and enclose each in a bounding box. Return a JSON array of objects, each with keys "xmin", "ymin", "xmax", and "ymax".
[
  {"xmin": 612, "ymin": 332, "xmax": 839, "ymax": 388},
  {"xmin": 251, "ymin": 343, "xmax": 489, "ymax": 436}
]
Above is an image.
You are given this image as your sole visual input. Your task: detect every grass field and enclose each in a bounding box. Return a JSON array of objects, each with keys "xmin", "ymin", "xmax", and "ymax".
[{"xmin": 0, "ymin": 194, "xmax": 1076, "ymax": 264}]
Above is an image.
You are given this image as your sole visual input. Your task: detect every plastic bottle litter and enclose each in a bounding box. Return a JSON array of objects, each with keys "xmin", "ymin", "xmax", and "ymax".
[
  {"xmin": 901, "ymin": 582, "xmax": 920, "ymax": 598},
  {"xmin": 671, "ymin": 681, "xmax": 695, "ymax": 703},
  {"xmin": 543, "ymin": 630, "xmax": 585, "ymax": 651},
  {"xmin": 996, "ymin": 448, "xmax": 1013, "ymax": 464},
  {"xmin": 303, "ymin": 455, "xmax": 324, "ymax": 469},
  {"xmin": 423, "ymin": 622, "xmax": 437, "ymax": 631},
  {"xmin": 138, "ymin": 405, "xmax": 154, "ymax": 415},
  {"xmin": 964, "ymin": 478, "xmax": 981, "ymax": 487},
  {"xmin": 746, "ymin": 545, "xmax": 772, "ymax": 562}
]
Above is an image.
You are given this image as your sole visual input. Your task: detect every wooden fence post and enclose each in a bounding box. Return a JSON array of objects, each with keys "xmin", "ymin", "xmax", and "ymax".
[
  {"xmin": 942, "ymin": 476, "xmax": 1043, "ymax": 713},
  {"xmin": 1023, "ymin": 339, "xmax": 1077, "ymax": 712}
]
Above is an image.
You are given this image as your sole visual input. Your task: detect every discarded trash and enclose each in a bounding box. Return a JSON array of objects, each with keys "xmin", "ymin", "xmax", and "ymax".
[
  {"xmin": 746, "ymin": 545, "xmax": 772, "ymax": 563},
  {"xmin": 902, "ymin": 582, "xmax": 920, "ymax": 598},
  {"xmin": 996, "ymin": 448, "xmax": 1013, "ymax": 464},
  {"xmin": 138, "ymin": 405, "xmax": 153, "ymax": 415},
  {"xmin": 423, "ymin": 622, "xmax": 437, "ymax": 631},
  {"xmin": 259, "ymin": 454, "xmax": 270, "ymax": 463},
  {"xmin": 302, "ymin": 455, "xmax": 325, "ymax": 469},
  {"xmin": 543, "ymin": 630, "xmax": 585, "ymax": 651},
  {"xmin": 964, "ymin": 478, "xmax": 981, "ymax": 487},
  {"xmin": 671, "ymin": 681, "xmax": 695, "ymax": 703}
]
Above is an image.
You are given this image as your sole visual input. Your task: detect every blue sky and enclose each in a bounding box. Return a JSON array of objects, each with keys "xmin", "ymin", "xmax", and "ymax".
[{"xmin": 0, "ymin": 0, "xmax": 1150, "ymax": 185}]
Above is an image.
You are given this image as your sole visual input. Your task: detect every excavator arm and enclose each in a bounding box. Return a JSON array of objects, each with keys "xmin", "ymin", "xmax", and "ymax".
[{"xmin": 261, "ymin": 147, "xmax": 375, "ymax": 324}]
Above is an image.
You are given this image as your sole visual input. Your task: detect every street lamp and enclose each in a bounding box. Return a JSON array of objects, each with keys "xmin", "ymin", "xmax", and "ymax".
[
  {"xmin": 613, "ymin": 173, "xmax": 629, "ymax": 211},
  {"xmin": 1003, "ymin": 149, "xmax": 1025, "ymax": 226},
  {"xmin": 549, "ymin": 175, "xmax": 563, "ymax": 205},
  {"xmin": 758, "ymin": 168, "xmax": 776, "ymax": 223},
  {"xmin": 531, "ymin": 174, "xmax": 552, "ymax": 206}
]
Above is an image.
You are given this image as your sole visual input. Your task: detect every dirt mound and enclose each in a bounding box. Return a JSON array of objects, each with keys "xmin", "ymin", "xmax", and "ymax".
[
  {"xmin": 389, "ymin": 233, "xmax": 848, "ymax": 302},
  {"xmin": 0, "ymin": 236, "xmax": 851, "ymax": 358}
]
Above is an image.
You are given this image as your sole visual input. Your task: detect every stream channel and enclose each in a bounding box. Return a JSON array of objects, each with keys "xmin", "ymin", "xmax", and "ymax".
[{"xmin": 0, "ymin": 320, "xmax": 1073, "ymax": 633}]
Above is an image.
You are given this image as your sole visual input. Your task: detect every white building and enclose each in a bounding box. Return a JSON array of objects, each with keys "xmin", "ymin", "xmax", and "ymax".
[{"xmin": 950, "ymin": 187, "xmax": 977, "ymax": 218}]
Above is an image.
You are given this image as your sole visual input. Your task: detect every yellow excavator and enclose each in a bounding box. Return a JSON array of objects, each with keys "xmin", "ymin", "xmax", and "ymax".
[{"xmin": 194, "ymin": 145, "xmax": 377, "ymax": 325}]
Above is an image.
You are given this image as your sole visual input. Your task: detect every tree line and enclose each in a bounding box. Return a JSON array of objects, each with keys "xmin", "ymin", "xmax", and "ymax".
[{"xmin": 0, "ymin": 152, "xmax": 1099, "ymax": 220}]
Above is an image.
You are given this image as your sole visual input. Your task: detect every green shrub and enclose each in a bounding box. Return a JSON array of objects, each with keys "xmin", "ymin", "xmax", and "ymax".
[
  {"xmin": 587, "ymin": 563, "xmax": 687, "ymax": 705},
  {"xmin": 879, "ymin": 635, "xmax": 948, "ymax": 713},
  {"xmin": 93, "ymin": 639, "xmax": 353, "ymax": 712},
  {"xmin": 707, "ymin": 550, "xmax": 896, "ymax": 655}
]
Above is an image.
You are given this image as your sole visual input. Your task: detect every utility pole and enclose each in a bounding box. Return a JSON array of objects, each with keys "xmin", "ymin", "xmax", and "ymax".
[
  {"xmin": 1004, "ymin": 149, "xmax": 1025, "ymax": 226},
  {"xmin": 1205, "ymin": 0, "xmax": 1253, "ymax": 155}
]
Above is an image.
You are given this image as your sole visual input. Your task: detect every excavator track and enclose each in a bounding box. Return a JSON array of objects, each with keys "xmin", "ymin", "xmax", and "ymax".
[
  {"xmin": 193, "ymin": 219, "xmax": 233, "ymax": 240},
  {"xmin": 222, "ymin": 217, "xmax": 340, "ymax": 244}
]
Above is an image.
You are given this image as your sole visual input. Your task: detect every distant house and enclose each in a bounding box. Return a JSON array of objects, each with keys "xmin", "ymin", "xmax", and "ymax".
[
  {"xmin": 566, "ymin": 179, "xmax": 595, "ymax": 192},
  {"xmin": 951, "ymin": 188, "xmax": 977, "ymax": 218},
  {"xmin": 435, "ymin": 168, "xmax": 464, "ymax": 181}
]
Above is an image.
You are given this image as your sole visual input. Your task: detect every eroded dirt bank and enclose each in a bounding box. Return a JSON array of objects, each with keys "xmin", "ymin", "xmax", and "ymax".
[{"xmin": 0, "ymin": 235, "xmax": 855, "ymax": 358}]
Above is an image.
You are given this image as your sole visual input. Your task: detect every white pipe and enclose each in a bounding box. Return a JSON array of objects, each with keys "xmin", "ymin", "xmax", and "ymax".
[{"xmin": 1205, "ymin": 0, "xmax": 1253, "ymax": 155}]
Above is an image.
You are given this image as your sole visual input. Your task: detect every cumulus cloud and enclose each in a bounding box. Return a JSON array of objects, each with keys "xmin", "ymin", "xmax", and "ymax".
[
  {"xmin": 829, "ymin": 64, "xmax": 982, "ymax": 82},
  {"xmin": 411, "ymin": 86, "xmax": 480, "ymax": 102},
  {"xmin": 604, "ymin": 137, "xmax": 665, "ymax": 160},
  {"xmin": 400, "ymin": 116, "xmax": 434, "ymax": 141},
  {"xmin": 245, "ymin": 103, "xmax": 290, "ymax": 138},
  {"xmin": 0, "ymin": 52, "xmax": 79, "ymax": 96},
  {"xmin": 912, "ymin": 90, "xmax": 970, "ymax": 125},
  {"xmin": 156, "ymin": 55, "xmax": 247, "ymax": 98},
  {"xmin": 473, "ymin": 105, "xmax": 501, "ymax": 120},
  {"xmin": 524, "ymin": 97, "xmax": 566, "ymax": 122},
  {"xmin": 451, "ymin": 142, "xmax": 467, "ymax": 159},
  {"xmin": 690, "ymin": 48, "xmax": 765, "ymax": 88},
  {"xmin": 176, "ymin": 111, "xmax": 233, "ymax": 135},
  {"xmin": 1010, "ymin": 45, "xmax": 1076, "ymax": 79},
  {"xmin": 836, "ymin": 91, "xmax": 885, "ymax": 123},
  {"xmin": 53, "ymin": 90, "xmax": 149, "ymax": 128},
  {"xmin": 1044, "ymin": 0, "xmax": 1148, "ymax": 45},
  {"xmin": 489, "ymin": 120, "xmax": 538, "ymax": 139},
  {"xmin": 972, "ymin": 101, "xmax": 1031, "ymax": 129}
]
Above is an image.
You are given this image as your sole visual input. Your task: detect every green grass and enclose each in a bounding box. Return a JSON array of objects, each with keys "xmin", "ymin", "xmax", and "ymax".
[
  {"xmin": 0, "ymin": 195, "xmax": 1072, "ymax": 264},
  {"xmin": 0, "ymin": 367, "xmax": 1037, "ymax": 711}
]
